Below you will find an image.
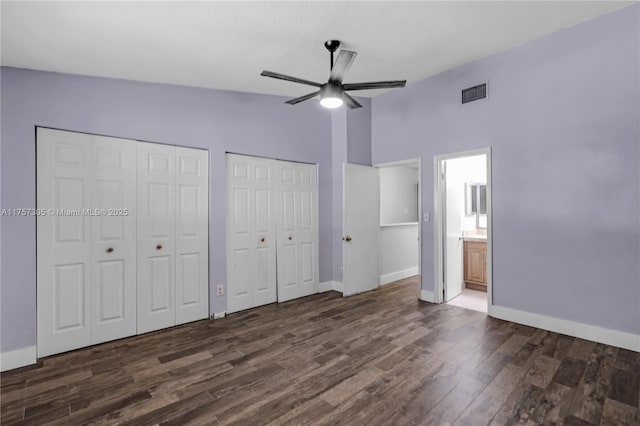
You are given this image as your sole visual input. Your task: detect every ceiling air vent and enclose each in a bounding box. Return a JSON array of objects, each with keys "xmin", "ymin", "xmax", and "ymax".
[{"xmin": 462, "ymin": 83, "xmax": 487, "ymax": 104}]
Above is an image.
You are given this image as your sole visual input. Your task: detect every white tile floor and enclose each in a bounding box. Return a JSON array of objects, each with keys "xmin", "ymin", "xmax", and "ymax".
[{"xmin": 447, "ymin": 288, "xmax": 487, "ymax": 313}]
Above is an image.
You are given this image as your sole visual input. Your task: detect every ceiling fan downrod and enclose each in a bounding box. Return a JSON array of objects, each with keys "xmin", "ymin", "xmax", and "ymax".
[{"xmin": 324, "ymin": 40, "xmax": 341, "ymax": 71}]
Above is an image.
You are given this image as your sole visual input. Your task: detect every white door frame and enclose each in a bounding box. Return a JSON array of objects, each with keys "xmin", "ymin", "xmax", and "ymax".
[
  {"xmin": 433, "ymin": 148, "xmax": 493, "ymax": 313},
  {"xmin": 374, "ymin": 158, "xmax": 423, "ymax": 283}
]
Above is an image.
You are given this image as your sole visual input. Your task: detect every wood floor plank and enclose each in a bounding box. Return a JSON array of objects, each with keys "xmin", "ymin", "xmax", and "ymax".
[
  {"xmin": 490, "ymin": 382, "xmax": 545, "ymax": 425},
  {"xmin": 1, "ymin": 277, "xmax": 636, "ymax": 426},
  {"xmin": 454, "ymin": 363, "xmax": 526, "ymax": 425},
  {"xmin": 608, "ymin": 367, "xmax": 640, "ymax": 407},
  {"xmin": 524, "ymin": 354, "xmax": 562, "ymax": 388},
  {"xmin": 600, "ymin": 397, "xmax": 640, "ymax": 426},
  {"xmin": 566, "ymin": 343, "xmax": 617, "ymax": 424}
]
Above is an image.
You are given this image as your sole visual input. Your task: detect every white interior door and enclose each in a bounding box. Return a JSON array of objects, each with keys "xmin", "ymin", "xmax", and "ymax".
[
  {"xmin": 175, "ymin": 147, "xmax": 209, "ymax": 324},
  {"xmin": 91, "ymin": 135, "xmax": 137, "ymax": 344},
  {"xmin": 37, "ymin": 128, "xmax": 93, "ymax": 357},
  {"xmin": 276, "ymin": 161, "xmax": 319, "ymax": 302},
  {"xmin": 343, "ymin": 163, "xmax": 380, "ymax": 297},
  {"xmin": 137, "ymin": 142, "xmax": 176, "ymax": 333},
  {"xmin": 226, "ymin": 154, "xmax": 277, "ymax": 313},
  {"xmin": 444, "ymin": 161, "xmax": 464, "ymax": 301}
]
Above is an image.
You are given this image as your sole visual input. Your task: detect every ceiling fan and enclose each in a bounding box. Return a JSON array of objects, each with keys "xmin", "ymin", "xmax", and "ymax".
[{"xmin": 261, "ymin": 40, "xmax": 406, "ymax": 109}]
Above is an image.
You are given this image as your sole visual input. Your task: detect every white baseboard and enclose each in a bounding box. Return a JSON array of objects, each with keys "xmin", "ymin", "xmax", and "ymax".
[
  {"xmin": 213, "ymin": 311, "xmax": 227, "ymax": 319},
  {"xmin": 420, "ymin": 289, "xmax": 435, "ymax": 303},
  {"xmin": 318, "ymin": 281, "xmax": 335, "ymax": 293},
  {"xmin": 380, "ymin": 267, "xmax": 419, "ymax": 285},
  {"xmin": 490, "ymin": 305, "xmax": 640, "ymax": 352},
  {"xmin": 318, "ymin": 280, "xmax": 343, "ymax": 294},
  {"xmin": 1, "ymin": 346, "xmax": 37, "ymax": 372}
]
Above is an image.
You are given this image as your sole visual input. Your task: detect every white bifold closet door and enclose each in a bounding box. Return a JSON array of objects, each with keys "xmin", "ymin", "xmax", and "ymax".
[
  {"xmin": 37, "ymin": 128, "xmax": 209, "ymax": 357},
  {"xmin": 137, "ymin": 142, "xmax": 209, "ymax": 333},
  {"xmin": 174, "ymin": 147, "xmax": 210, "ymax": 325},
  {"xmin": 226, "ymin": 154, "xmax": 278, "ymax": 313},
  {"xmin": 276, "ymin": 162, "xmax": 319, "ymax": 302},
  {"xmin": 37, "ymin": 128, "xmax": 137, "ymax": 357},
  {"xmin": 226, "ymin": 154, "xmax": 318, "ymax": 313},
  {"xmin": 137, "ymin": 142, "xmax": 176, "ymax": 333}
]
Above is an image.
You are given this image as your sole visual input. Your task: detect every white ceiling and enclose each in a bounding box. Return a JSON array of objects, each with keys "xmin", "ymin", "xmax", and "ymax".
[{"xmin": 1, "ymin": 1, "xmax": 633, "ymax": 98}]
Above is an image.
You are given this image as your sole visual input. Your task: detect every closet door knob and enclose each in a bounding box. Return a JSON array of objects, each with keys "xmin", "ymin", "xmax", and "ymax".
[
  {"xmin": 156, "ymin": 244, "xmax": 163, "ymax": 250},
  {"xmin": 106, "ymin": 247, "xmax": 114, "ymax": 253},
  {"xmin": 260, "ymin": 237, "xmax": 265, "ymax": 243},
  {"xmin": 345, "ymin": 235, "xmax": 352, "ymax": 242},
  {"xmin": 288, "ymin": 236, "xmax": 292, "ymax": 241}
]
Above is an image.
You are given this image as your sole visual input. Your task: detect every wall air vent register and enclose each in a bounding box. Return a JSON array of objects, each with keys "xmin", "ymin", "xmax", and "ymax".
[{"xmin": 462, "ymin": 83, "xmax": 487, "ymax": 104}]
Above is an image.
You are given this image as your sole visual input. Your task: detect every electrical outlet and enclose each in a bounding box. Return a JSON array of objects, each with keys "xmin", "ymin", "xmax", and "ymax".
[{"xmin": 216, "ymin": 284, "xmax": 224, "ymax": 296}]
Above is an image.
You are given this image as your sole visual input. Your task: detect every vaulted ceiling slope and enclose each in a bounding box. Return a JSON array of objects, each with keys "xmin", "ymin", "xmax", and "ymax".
[{"xmin": 1, "ymin": 1, "xmax": 633, "ymax": 98}]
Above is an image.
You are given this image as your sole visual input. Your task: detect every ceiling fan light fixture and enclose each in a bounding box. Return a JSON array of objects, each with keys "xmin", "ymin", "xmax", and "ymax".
[
  {"xmin": 320, "ymin": 96, "xmax": 343, "ymax": 109},
  {"xmin": 320, "ymin": 83, "xmax": 344, "ymax": 109}
]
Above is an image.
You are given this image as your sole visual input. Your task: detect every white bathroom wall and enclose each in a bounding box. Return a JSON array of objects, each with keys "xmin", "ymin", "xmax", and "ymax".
[
  {"xmin": 379, "ymin": 166, "xmax": 420, "ymax": 284},
  {"xmin": 379, "ymin": 224, "xmax": 419, "ymax": 284}
]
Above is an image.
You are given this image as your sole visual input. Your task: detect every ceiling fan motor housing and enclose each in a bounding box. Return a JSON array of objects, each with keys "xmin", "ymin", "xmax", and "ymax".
[{"xmin": 321, "ymin": 82, "xmax": 342, "ymax": 99}]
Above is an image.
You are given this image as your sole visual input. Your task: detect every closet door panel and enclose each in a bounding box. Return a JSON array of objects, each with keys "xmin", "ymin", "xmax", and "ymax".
[
  {"xmin": 296, "ymin": 164, "xmax": 319, "ymax": 297},
  {"xmin": 276, "ymin": 163, "xmax": 300, "ymax": 302},
  {"xmin": 227, "ymin": 159, "xmax": 253, "ymax": 312},
  {"xmin": 226, "ymin": 154, "xmax": 277, "ymax": 313},
  {"xmin": 91, "ymin": 136, "xmax": 137, "ymax": 344},
  {"xmin": 275, "ymin": 161, "xmax": 319, "ymax": 302},
  {"xmin": 137, "ymin": 142, "xmax": 176, "ymax": 333},
  {"xmin": 251, "ymin": 161, "xmax": 277, "ymax": 307},
  {"xmin": 252, "ymin": 172, "xmax": 277, "ymax": 306},
  {"xmin": 37, "ymin": 128, "xmax": 92, "ymax": 357},
  {"xmin": 175, "ymin": 147, "xmax": 209, "ymax": 325}
]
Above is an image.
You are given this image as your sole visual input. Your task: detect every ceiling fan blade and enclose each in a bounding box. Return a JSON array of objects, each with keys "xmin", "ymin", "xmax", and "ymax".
[
  {"xmin": 343, "ymin": 93, "xmax": 362, "ymax": 109},
  {"xmin": 329, "ymin": 50, "xmax": 357, "ymax": 83},
  {"xmin": 285, "ymin": 91, "xmax": 321, "ymax": 105},
  {"xmin": 261, "ymin": 70, "xmax": 322, "ymax": 87},
  {"xmin": 343, "ymin": 80, "xmax": 407, "ymax": 91}
]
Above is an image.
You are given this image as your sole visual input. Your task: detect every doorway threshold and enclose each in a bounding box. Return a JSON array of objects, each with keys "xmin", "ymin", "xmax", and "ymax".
[{"xmin": 446, "ymin": 288, "xmax": 487, "ymax": 313}]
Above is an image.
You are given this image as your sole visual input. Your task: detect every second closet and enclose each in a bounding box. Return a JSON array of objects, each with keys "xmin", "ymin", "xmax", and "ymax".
[{"xmin": 226, "ymin": 154, "xmax": 319, "ymax": 313}]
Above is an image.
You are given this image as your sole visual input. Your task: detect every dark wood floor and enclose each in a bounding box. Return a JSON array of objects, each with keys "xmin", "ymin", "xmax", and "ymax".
[{"xmin": 1, "ymin": 277, "xmax": 639, "ymax": 425}]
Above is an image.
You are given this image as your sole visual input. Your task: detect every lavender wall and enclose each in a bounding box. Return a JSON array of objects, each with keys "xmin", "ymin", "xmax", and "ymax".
[
  {"xmin": 372, "ymin": 5, "xmax": 640, "ymax": 334},
  {"xmin": 346, "ymin": 98, "xmax": 372, "ymax": 166},
  {"xmin": 0, "ymin": 67, "xmax": 332, "ymax": 352},
  {"xmin": 331, "ymin": 109, "xmax": 347, "ymax": 283}
]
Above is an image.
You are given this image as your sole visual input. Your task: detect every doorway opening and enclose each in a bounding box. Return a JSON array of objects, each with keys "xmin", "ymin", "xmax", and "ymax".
[
  {"xmin": 434, "ymin": 149, "xmax": 492, "ymax": 313},
  {"xmin": 375, "ymin": 159, "xmax": 422, "ymax": 298}
]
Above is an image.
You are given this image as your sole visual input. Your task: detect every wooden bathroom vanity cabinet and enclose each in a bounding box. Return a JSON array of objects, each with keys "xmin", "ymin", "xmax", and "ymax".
[{"xmin": 464, "ymin": 240, "xmax": 487, "ymax": 291}]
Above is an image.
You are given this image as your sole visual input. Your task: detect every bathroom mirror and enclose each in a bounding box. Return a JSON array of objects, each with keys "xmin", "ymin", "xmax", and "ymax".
[{"xmin": 465, "ymin": 183, "xmax": 487, "ymax": 215}]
